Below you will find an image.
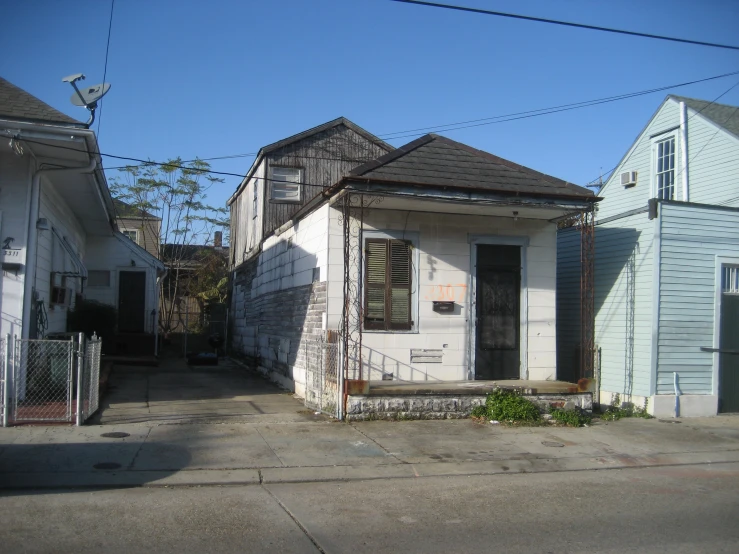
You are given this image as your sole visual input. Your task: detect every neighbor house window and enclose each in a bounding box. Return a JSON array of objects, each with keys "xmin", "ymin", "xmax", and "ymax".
[
  {"xmin": 122, "ymin": 229, "xmax": 139, "ymax": 244},
  {"xmin": 87, "ymin": 270, "xmax": 111, "ymax": 287},
  {"xmin": 656, "ymin": 137, "xmax": 675, "ymax": 200},
  {"xmin": 270, "ymin": 167, "xmax": 302, "ymax": 203},
  {"xmin": 364, "ymin": 238, "xmax": 413, "ymax": 331},
  {"xmin": 723, "ymin": 266, "xmax": 739, "ymax": 294},
  {"xmin": 253, "ymin": 178, "xmax": 259, "ymax": 218}
]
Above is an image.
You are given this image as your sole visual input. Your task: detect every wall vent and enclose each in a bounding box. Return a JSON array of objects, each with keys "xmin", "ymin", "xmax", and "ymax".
[{"xmin": 620, "ymin": 171, "xmax": 638, "ymax": 187}]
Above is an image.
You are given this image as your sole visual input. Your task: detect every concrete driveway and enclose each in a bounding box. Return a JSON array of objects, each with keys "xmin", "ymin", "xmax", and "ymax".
[{"xmin": 92, "ymin": 357, "xmax": 317, "ymax": 425}]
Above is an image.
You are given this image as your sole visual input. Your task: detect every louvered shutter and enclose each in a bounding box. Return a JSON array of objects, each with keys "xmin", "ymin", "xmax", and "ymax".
[
  {"xmin": 389, "ymin": 240, "xmax": 412, "ymax": 330},
  {"xmin": 364, "ymin": 239, "xmax": 387, "ymax": 330},
  {"xmin": 363, "ymin": 239, "xmax": 412, "ymax": 331}
]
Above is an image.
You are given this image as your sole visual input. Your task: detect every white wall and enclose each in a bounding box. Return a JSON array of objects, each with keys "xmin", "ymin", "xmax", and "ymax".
[
  {"xmin": 35, "ymin": 178, "xmax": 87, "ymax": 335},
  {"xmin": 84, "ymin": 235, "xmax": 159, "ymax": 334},
  {"xmin": 251, "ymin": 203, "xmax": 329, "ymax": 298},
  {"xmin": 327, "ymin": 205, "xmax": 558, "ymax": 382},
  {"xmin": 0, "ymin": 151, "xmax": 31, "ymax": 340}
]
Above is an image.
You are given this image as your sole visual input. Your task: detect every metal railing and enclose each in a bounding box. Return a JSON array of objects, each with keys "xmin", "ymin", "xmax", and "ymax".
[
  {"xmin": 6, "ymin": 333, "xmax": 102, "ymax": 426},
  {"xmin": 303, "ymin": 333, "xmax": 340, "ymax": 418}
]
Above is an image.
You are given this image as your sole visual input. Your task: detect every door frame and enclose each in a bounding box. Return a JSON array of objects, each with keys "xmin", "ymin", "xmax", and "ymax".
[
  {"xmin": 468, "ymin": 235, "xmax": 529, "ymax": 381},
  {"xmin": 116, "ymin": 267, "xmax": 149, "ymax": 333},
  {"xmin": 713, "ymin": 255, "xmax": 739, "ymax": 397}
]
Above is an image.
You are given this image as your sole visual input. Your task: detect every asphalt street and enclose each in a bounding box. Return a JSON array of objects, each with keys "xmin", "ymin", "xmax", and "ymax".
[{"xmin": 2, "ymin": 463, "xmax": 738, "ymax": 553}]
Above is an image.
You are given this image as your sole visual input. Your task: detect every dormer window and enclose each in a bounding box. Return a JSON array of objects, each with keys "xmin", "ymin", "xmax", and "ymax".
[
  {"xmin": 656, "ymin": 137, "xmax": 675, "ymax": 200},
  {"xmin": 270, "ymin": 167, "xmax": 302, "ymax": 203}
]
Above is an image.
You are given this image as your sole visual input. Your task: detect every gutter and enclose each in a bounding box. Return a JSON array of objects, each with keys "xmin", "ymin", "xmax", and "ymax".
[{"xmin": 22, "ymin": 158, "xmax": 97, "ymax": 340}]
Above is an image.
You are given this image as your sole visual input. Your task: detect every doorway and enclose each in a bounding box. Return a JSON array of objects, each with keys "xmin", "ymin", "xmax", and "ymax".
[
  {"xmin": 474, "ymin": 244, "xmax": 521, "ymax": 380},
  {"xmin": 719, "ymin": 267, "xmax": 739, "ymax": 413},
  {"xmin": 118, "ymin": 271, "xmax": 146, "ymax": 333}
]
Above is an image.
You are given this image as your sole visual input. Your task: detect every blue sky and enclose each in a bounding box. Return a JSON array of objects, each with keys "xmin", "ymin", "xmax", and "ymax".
[{"xmin": 3, "ymin": 0, "xmax": 738, "ymax": 212}]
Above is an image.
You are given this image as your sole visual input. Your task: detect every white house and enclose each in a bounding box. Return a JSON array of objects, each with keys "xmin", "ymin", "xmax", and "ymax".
[
  {"xmin": 229, "ymin": 120, "xmax": 596, "ymax": 402},
  {"xmin": 557, "ymin": 95, "xmax": 739, "ymax": 417},
  {"xmin": 0, "ymin": 77, "xmax": 164, "ymax": 349}
]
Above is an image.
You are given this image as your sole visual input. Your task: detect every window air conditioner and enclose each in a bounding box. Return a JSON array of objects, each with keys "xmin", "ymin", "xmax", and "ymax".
[{"xmin": 620, "ymin": 171, "xmax": 638, "ymax": 187}]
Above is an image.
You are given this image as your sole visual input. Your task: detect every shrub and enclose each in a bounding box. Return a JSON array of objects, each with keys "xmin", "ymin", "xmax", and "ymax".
[
  {"xmin": 600, "ymin": 394, "xmax": 651, "ymax": 421},
  {"xmin": 482, "ymin": 389, "xmax": 541, "ymax": 422},
  {"xmin": 550, "ymin": 407, "xmax": 592, "ymax": 427}
]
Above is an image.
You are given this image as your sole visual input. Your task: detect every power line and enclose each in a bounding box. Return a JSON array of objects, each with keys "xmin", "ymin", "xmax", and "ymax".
[
  {"xmin": 95, "ymin": 0, "xmax": 115, "ymax": 142},
  {"xmin": 390, "ymin": 0, "xmax": 739, "ymax": 51}
]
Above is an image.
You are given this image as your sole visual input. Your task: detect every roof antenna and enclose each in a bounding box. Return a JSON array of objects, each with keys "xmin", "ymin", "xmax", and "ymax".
[{"xmin": 62, "ymin": 73, "xmax": 111, "ymax": 128}]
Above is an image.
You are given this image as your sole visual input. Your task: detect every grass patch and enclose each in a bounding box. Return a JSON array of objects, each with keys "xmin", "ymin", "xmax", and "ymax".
[
  {"xmin": 471, "ymin": 389, "xmax": 541, "ymax": 424},
  {"xmin": 600, "ymin": 394, "xmax": 652, "ymax": 421}
]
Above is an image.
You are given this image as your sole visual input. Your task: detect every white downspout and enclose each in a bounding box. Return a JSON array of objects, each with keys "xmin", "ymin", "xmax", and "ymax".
[
  {"xmin": 680, "ymin": 101, "xmax": 690, "ymax": 202},
  {"xmin": 22, "ymin": 159, "xmax": 97, "ymax": 340}
]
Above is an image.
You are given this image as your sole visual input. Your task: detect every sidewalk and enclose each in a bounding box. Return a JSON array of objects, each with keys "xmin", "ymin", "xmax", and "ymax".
[{"xmin": 2, "ymin": 414, "xmax": 738, "ymax": 490}]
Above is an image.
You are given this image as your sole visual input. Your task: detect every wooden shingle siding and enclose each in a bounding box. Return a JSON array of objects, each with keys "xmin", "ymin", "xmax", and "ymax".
[
  {"xmin": 593, "ymin": 212, "xmax": 655, "ymax": 397},
  {"xmin": 262, "ymin": 126, "xmax": 389, "ymax": 239},
  {"xmin": 657, "ymin": 203, "xmax": 739, "ymax": 394}
]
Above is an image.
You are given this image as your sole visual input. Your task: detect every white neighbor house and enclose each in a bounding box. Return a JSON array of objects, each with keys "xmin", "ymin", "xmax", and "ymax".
[
  {"xmin": 558, "ymin": 95, "xmax": 739, "ymax": 417},
  {"xmin": 0, "ymin": 77, "xmax": 164, "ymax": 347},
  {"xmin": 229, "ymin": 120, "xmax": 597, "ymax": 397}
]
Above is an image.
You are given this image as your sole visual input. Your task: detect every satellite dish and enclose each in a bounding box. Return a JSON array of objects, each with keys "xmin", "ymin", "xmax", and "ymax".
[
  {"xmin": 61, "ymin": 73, "xmax": 112, "ymax": 128},
  {"xmin": 70, "ymin": 83, "xmax": 110, "ymax": 107}
]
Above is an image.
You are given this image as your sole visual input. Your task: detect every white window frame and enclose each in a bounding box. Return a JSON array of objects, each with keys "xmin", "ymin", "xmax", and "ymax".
[
  {"xmin": 122, "ymin": 229, "xmax": 139, "ymax": 244},
  {"xmin": 270, "ymin": 167, "xmax": 302, "ymax": 203},
  {"xmin": 361, "ymin": 230, "xmax": 420, "ymax": 334},
  {"xmin": 653, "ymin": 135, "xmax": 677, "ymax": 201},
  {"xmin": 252, "ymin": 178, "xmax": 259, "ymax": 219}
]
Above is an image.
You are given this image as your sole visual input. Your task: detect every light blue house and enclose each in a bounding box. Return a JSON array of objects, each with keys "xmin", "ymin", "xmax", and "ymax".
[{"xmin": 558, "ymin": 95, "xmax": 739, "ymax": 417}]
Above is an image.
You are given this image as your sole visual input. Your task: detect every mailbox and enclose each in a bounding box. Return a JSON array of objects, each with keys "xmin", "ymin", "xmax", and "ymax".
[{"xmin": 432, "ymin": 301, "xmax": 455, "ymax": 313}]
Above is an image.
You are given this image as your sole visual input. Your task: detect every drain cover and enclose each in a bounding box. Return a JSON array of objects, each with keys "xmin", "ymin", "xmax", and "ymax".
[
  {"xmin": 93, "ymin": 462, "xmax": 121, "ymax": 470},
  {"xmin": 100, "ymin": 432, "xmax": 130, "ymax": 438},
  {"xmin": 542, "ymin": 441, "xmax": 565, "ymax": 448}
]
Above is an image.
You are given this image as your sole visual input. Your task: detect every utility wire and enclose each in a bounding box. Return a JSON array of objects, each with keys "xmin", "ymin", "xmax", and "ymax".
[
  {"xmin": 390, "ymin": 0, "xmax": 739, "ymax": 51},
  {"xmin": 95, "ymin": 0, "xmax": 115, "ymax": 143},
  {"xmin": 104, "ymin": 69, "xmax": 739, "ymax": 170}
]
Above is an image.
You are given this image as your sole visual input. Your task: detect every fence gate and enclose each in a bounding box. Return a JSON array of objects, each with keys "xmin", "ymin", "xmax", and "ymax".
[
  {"xmin": 9, "ymin": 334, "xmax": 102, "ymax": 425},
  {"xmin": 304, "ymin": 333, "xmax": 340, "ymax": 417},
  {"xmin": 1, "ymin": 335, "xmax": 9, "ymax": 426}
]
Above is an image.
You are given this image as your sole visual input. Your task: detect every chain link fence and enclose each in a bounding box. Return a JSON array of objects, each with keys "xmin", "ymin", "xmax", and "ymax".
[
  {"xmin": 1, "ymin": 335, "xmax": 8, "ymax": 426},
  {"xmin": 7, "ymin": 334, "xmax": 102, "ymax": 425},
  {"xmin": 303, "ymin": 332, "xmax": 340, "ymax": 418}
]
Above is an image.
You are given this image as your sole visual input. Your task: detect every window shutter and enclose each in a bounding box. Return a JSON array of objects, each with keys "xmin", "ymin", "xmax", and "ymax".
[
  {"xmin": 364, "ymin": 239, "xmax": 387, "ymax": 330},
  {"xmin": 363, "ymin": 238, "xmax": 412, "ymax": 331}
]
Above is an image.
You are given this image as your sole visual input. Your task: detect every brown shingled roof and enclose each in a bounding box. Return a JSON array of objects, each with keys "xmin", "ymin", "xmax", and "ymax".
[
  {"xmin": 349, "ymin": 134, "xmax": 594, "ymax": 198},
  {"xmin": 0, "ymin": 76, "xmax": 83, "ymax": 126}
]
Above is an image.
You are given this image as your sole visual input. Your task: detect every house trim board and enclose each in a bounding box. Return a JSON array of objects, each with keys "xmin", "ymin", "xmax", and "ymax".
[
  {"xmin": 649, "ymin": 210, "xmax": 661, "ymax": 396},
  {"xmin": 468, "ymin": 234, "xmax": 530, "ymax": 380},
  {"xmin": 595, "ymin": 206, "xmax": 649, "ymax": 226},
  {"xmin": 713, "ymin": 254, "xmax": 739, "ymax": 397}
]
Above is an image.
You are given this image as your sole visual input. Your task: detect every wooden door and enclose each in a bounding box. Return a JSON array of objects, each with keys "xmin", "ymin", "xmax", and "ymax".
[
  {"xmin": 475, "ymin": 245, "xmax": 521, "ymax": 380},
  {"xmin": 719, "ymin": 294, "xmax": 739, "ymax": 413},
  {"xmin": 118, "ymin": 271, "xmax": 146, "ymax": 333}
]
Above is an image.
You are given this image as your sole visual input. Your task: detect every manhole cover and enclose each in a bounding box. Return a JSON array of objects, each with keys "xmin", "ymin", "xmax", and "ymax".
[
  {"xmin": 100, "ymin": 432, "xmax": 130, "ymax": 438},
  {"xmin": 93, "ymin": 462, "xmax": 122, "ymax": 470},
  {"xmin": 541, "ymin": 441, "xmax": 565, "ymax": 448}
]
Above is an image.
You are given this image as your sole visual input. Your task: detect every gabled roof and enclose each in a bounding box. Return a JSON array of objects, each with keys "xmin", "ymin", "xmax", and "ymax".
[
  {"xmin": 0, "ymin": 76, "xmax": 84, "ymax": 126},
  {"xmin": 669, "ymin": 95, "xmax": 739, "ymax": 138},
  {"xmin": 260, "ymin": 116, "xmax": 393, "ymax": 156},
  {"xmin": 348, "ymin": 134, "xmax": 594, "ymax": 198},
  {"xmin": 228, "ymin": 117, "xmax": 394, "ymax": 204},
  {"xmin": 113, "ymin": 198, "xmax": 160, "ymax": 220}
]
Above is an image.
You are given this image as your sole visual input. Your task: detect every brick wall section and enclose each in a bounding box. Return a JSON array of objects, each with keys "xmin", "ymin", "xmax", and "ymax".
[{"xmin": 230, "ymin": 257, "xmax": 327, "ymax": 393}]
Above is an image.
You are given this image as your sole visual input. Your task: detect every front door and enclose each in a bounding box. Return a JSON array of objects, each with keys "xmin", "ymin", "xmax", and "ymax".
[
  {"xmin": 118, "ymin": 271, "xmax": 146, "ymax": 333},
  {"xmin": 719, "ymin": 292, "xmax": 739, "ymax": 413},
  {"xmin": 475, "ymin": 245, "xmax": 521, "ymax": 380}
]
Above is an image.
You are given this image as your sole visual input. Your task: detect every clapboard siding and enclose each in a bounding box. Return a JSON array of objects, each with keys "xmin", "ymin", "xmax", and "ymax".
[
  {"xmin": 262, "ymin": 126, "xmax": 389, "ymax": 238},
  {"xmin": 593, "ymin": 212, "xmax": 654, "ymax": 397},
  {"xmin": 685, "ymin": 109, "xmax": 739, "ymax": 206},
  {"xmin": 595, "ymin": 101, "xmax": 680, "ymax": 220},
  {"xmin": 657, "ymin": 203, "xmax": 739, "ymax": 394}
]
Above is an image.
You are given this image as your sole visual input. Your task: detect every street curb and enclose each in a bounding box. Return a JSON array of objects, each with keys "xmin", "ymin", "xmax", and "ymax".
[{"xmin": 2, "ymin": 450, "xmax": 739, "ymax": 490}]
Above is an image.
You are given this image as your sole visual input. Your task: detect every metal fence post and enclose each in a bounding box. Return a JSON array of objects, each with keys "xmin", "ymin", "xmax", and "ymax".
[
  {"xmin": 2, "ymin": 334, "xmax": 10, "ymax": 427},
  {"xmin": 76, "ymin": 332, "xmax": 85, "ymax": 426}
]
